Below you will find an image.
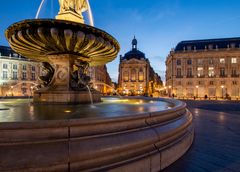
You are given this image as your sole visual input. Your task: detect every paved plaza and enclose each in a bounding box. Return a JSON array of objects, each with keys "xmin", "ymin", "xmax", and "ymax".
[{"xmin": 163, "ymin": 100, "xmax": 240, "ymax": 172}]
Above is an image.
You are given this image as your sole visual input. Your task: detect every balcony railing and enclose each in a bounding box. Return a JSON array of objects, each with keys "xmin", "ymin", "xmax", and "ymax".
[
  {"xmin": 220, "ymin": 75, "xmax": 227, "ymax": 78},
  {"xmin": 231, "ymin": 74, "xmax": 239, "ymax": 78},
  {"xmin": 208, "ymin": 75, "xmax": 216, "ymax": 78},
  {"xmin": 176, "ymin": 76, "xmax": 183, "ymax": 78},
  {"xmin": 197, "ymin": 75, "xmax": 205, "ymax": 78},
  {"xmin": 186, "ymin": 75, "xmax": 194, "ymax": 78}
]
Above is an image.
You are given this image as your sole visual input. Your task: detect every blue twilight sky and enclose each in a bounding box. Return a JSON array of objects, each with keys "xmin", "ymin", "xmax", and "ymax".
[{"xmin": 1, "ymin": 0, "xmax": 240, "ymax": 82}]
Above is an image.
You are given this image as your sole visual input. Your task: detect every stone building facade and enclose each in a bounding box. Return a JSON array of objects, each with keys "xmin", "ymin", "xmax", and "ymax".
[
  {"xmin": 166, "ymin": 37, "xmax": 240, "ymax": 99},
  {"xmin": 0, "ymin": 46, "xmax": 41, "ymax": 97},
  {"xmin": 89, "ymin": 65, "xmax": 113, "ymax": 94},
  {"xmin": 118, "ymin": 37, "xmax": 162, "ymax": 96}
]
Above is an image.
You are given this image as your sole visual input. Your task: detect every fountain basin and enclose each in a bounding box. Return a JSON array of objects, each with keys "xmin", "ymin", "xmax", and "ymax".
[{"xmin": 0, "ymin": 98, "xmax": 194, "ymax": 172}]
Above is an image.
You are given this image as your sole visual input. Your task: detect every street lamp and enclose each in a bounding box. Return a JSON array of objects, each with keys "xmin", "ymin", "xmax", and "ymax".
[
  {"xmin": 10, "ymin": 86, "xmax": 14, "ymax": 96},
  {"xmin": 168, "ymin": 86, "xmax": 172, "ymax": 97},
  {"xmin": 30, "ymin": 86, "xmax": 34, "ymax": 96},
  {"xmin": 196, "ymin": 85, "xmax": 199, "ymax": 98},
  {"xmin": 221, "ymin": 85, "xmax": 224, "ymax": 99}
]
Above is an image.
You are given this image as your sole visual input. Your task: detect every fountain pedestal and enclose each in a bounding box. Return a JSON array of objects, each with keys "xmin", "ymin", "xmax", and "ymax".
[{"xmin": 33, "ymin": 54, "xmax": 101, "ymax": 104}]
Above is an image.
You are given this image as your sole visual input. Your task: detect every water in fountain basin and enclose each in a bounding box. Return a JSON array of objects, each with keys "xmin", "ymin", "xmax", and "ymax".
[{"xmin": 0, "ymin": 98, "xmax": 173, "ymax": 122}]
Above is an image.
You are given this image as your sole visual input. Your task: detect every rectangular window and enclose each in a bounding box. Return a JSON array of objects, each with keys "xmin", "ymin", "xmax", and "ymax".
[
  {"xmin": 31, "ymin": 73, "xmax": 36, "ymax": 80},
  {"xmin": 187, "ymin": 68, "xmax": 192, "ymax": 77},
  {"xmin": 197, "ymin": 59, "xmax": 203, "ymax": 65},
  {"xmin": 177, "ymin": 60, "xmax": 181, "ymax": 65},
  {"xmin": 208, "ymin": 67, "xmax": 215, "ymax": 77},
  {"xmin": 231, "ymin": 68, "xmax": 238, "ymax": 77},
  {"xmin": 197, "ymin": 67, "xmax": 204, "ymax": 77},
  {"xmin": 232, "ymin": 81, "xmax": 237, "ymax": 85},
  {"xmin": 32, "ymin": 66, "xmax": 36, "ymax": 71},
  {"xmin": 177, "ymin": 68, "xmax": 182, "ymax": 77},
  {"xmin": 13, "ymin": 64, "xmax": 17, "ymax": 70},
  {"xmin": 220, "ymin": 68, "xmax": 225, "ymax": 77},
  {"xmin": 220, "ymin": 58, "xmax": 225, "ymax": 64},
  {"xmin": 231, "ymin": 58, "xmax": 237, "ymax": 64},
  {"xmin": 210, "ymin": 81, "xmax": 214, "ymax": 85},
  {"xmin": 3, "ymin": 71, "xmax": 8, "ymax": 79},
  {"xmin": 3, "ymin": 64, "xmax": 8, "ymax": 69},
  {"xmin": 22, "ymin": 65, "xmax": 27, "ymax": 70},
  {"xmin": 209, "ymin": 59, "xmax": 214, "ymax": 65},
  {"xmin": 187, "ymin": 59, "xmax": 192, "ymax": 65},
  {"xmin": 13, "ymin": 71, "xmax": 18, "ymax": 80},
  {"xmin": 22, "ymin": 72, "xmax": 27, "ymax": 80}
]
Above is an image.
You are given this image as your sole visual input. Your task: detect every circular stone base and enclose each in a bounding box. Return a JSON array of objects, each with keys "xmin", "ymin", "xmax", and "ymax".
[{"xmin": 33, "ymin": 91, "xmax": 101, "ymax": 104}]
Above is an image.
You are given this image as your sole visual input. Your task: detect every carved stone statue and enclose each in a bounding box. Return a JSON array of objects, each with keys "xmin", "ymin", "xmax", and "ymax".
[
  {"xmin": 59, "ymin": 0, "xmax": 88, "ymax": 15},
  {"xmin": 71, "ymin": 60, "xmax": 91, "ymax": 90}
]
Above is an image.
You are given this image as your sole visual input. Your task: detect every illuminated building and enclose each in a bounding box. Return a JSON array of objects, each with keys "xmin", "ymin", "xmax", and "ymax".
[
  {"xmin": 89, "ymin": 65, "xmax": 113, "ymax": 94},
  {"xmin": 166, "ymin": 37, "xmax": 240, "ymax": 99},
  {"xmin": 118, "ymin": 37, "xmax": 163, "ymax": 96},
  {"xmin": 0, "ymin": 46, "xmax": 41, "ymax": 96}
]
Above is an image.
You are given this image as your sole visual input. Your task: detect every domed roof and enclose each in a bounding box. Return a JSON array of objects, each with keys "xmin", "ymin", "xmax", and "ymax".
[{"xmin": 122, "ymin": 36, "xmax": 146, "ymax": 60}]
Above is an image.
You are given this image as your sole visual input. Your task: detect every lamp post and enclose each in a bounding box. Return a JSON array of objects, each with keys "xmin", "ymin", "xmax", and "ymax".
[
  {"xmin": 168, "ymin": 86, "xmax": 172, "ymax": 97},
  {"xmin": 10, "ymin": 86, "xmax": 14, "ymax": 96},
  {"xmin": 196, "ymin": 85, "xmax": 199, "ymax": 98},
  {"xmin": 221, "ymin": 85, "xmax": 224, "ymax": 99},
  {"xmin": 30, "ymin": 86, "xmax": 33, "ymax": 96}
]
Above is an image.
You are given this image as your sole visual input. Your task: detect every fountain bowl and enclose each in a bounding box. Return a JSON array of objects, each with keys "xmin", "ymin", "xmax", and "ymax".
[{"xmin": 5, "ymin": 19, "xmax": 120, "ymax": 66}]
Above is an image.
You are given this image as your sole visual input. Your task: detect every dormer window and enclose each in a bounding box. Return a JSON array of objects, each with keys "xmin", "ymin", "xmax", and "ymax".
[
  {"xmin": 208, "ymin": 44, "xmax": 213, "ymax": 50},
  {"xmin": 230, "ymin": 43, "xmax": 235, "ymax": 48},
  {"xmin": 187, "ymin": 46, "xmax": 191, "ymax": 51}
]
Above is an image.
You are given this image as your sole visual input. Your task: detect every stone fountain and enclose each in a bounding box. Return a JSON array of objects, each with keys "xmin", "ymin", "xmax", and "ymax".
[
  {"xmin": 5, "ymin": 0, "xmax": 120, "ymax": 104},
  {"xmin": 1, "ymin": 1, "xmax": 194, "ymax": 171}
]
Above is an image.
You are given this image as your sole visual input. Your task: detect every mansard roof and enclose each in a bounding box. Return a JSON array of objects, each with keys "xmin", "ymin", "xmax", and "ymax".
[{"xmin": 175, "ymin": 37, "xmax": 240, "ymax": 51}]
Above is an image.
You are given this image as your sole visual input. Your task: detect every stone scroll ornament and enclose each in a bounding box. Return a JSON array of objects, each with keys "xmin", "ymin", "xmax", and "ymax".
[{"xmin": 38, "ymin": 62, "xmax": 55, "ymax": 87}]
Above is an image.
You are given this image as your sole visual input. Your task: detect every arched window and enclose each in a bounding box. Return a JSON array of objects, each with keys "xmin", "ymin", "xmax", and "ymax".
[
  {"xmin": 123, "ymin": 71, "xmax": 129, "ymax": 82},
  {"xmin": 131, "ymin": 69, "xmax": 136, "ymax": 81},
  {"xmin": 139, "ymin": 68, "xmax": 144, "ymax": 81}
]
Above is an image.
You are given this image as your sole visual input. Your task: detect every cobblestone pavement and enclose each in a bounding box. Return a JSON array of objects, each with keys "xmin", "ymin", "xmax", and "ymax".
[{"xmin": 163, "ymin": 100, "xmax": 240, "ymax": 172}]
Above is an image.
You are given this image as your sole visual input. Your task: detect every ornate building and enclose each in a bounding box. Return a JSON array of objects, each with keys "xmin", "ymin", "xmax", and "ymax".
[
  {"xmin": 166, "ymin": 37, "xmax": 240, "ymax": 99},
  {"xmin": 0, "ymin": 46, "xmax": 41, "ymax": 96},
  {"xmin": 89, "ymin": 65, "xmax": 113, "ymax": 94},
  {"xmin": 118, "ymin": 37, "xmax": 163, "ymax": 96}
]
